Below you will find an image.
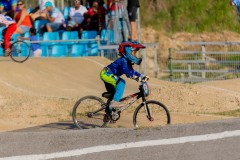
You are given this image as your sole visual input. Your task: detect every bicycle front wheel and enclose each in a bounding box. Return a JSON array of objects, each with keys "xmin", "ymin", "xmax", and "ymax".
[
  {"xmin": 72, "ymin": 96, "xmax": 106, "ymax": 129},
  {"xmin": 11, "ymin": 40, "xmax": 30, "ymax": 63},
  {"xmin": 133, "ymin": 100, "xmax": 171, "ymax": 128}
]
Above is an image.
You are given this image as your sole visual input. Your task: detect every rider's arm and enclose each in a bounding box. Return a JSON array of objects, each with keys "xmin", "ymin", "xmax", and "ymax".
[{"xmin": 121, "ymin": 58, "xmax": 141, "ymax": 79}]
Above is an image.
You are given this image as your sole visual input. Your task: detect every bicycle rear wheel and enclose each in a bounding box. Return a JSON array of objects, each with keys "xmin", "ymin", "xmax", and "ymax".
[
  {"xmin": 72, "ymin": 96, "xmax": 106, "ymax": 129},
  {"xmin": 10, "ymin": 40, "xmax": 30, "ymax": 63},
  {"xmin": 133, "ymin": 100, "xmax": 171, "ymax": 128}
]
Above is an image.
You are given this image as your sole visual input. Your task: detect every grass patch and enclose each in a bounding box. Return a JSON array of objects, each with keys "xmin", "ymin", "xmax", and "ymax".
[
  {"xmin": 140, "ymin": 0, "xmax": 240, "ymax": 33},
  {"xmin": 214, "ymin": 109, "xmax": 240, "ymax": 117}
]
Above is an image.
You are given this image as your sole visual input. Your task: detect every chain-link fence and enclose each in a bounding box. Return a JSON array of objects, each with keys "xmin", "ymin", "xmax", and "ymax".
[{"xmin": 163, "ymin": 42, "xmax": 240, "ymax": 83}]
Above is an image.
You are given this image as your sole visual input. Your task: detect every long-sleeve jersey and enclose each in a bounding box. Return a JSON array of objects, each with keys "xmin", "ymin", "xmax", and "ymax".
[
  {"xmin": 0, "ymin": 14, "xmax": 15, "ymax": 27},
  {"xmin": 107, "ymin": 57, "xmax": 141, "ymax": 78},
  {"xmin": 232, "ymin": 0, "xmax": 240, "ymax": 6}
]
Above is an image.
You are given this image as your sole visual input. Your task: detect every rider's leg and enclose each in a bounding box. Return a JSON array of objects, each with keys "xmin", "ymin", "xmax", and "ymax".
[
  {"xmin": 100, "ymin": 69, "xmax": 118, "ymax": 115},
  {"xmin": 112, "ymin": 78, "xmax": 125, "ymax": 102}
]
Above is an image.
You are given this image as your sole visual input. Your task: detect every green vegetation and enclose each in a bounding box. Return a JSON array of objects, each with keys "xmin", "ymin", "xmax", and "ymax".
[
  {"xmin": 140, "ymin": 0, "xmax": 240, "ymax": 33},
  {"xmin": 214, "ymin": 109, "xmax": 240, "ymax": 117}
]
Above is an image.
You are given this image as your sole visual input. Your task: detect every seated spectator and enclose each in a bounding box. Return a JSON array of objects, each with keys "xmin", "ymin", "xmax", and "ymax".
[
  {"xmin": 18, "ymin": 27, "xmax": 42, "ymax": 57},
  {"xmin": 0, "ymin": 0, "xmax": 17, "ymax": 19},
  {"xmin": 68, "ymin": 0, "xmax": 87, "ymax": 28},
  {"xmin": 66, "ymin": 0, "xmax": 87, "ymax": 36},
  {"xmin": 41, "ymin": 1, "xmax": 65, "ymax": 32},
  {"xmin": 14, "ymin": 0, "xmax": 32, "ymax": 34},
  {"xmin": 30, "ymin": 0, "xmax": 55, "ymax": 21}
]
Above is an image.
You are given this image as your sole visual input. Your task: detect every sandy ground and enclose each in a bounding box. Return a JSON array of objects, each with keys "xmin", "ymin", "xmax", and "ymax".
[{"xmin": 0, "ymin": 57, "xmax": 239, "ymax": 132}]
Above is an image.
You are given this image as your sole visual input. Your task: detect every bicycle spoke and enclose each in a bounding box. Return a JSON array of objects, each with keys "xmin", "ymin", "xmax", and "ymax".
[{"xmin": 72, "ymin": 96, "xmax": 105, "ymax": 129}]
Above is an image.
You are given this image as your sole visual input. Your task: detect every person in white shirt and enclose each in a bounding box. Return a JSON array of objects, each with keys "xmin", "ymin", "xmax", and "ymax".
[
  {"xmin": 42, "ymin": 1, "xmax": 65, "ymax": 32},
  {"xmin": 0, "ymin": 14, "xmax": 16, "ymax": 56},
  {"xmin": 69, "ymin": 0, "xmax": 87, "ymax": 25}
]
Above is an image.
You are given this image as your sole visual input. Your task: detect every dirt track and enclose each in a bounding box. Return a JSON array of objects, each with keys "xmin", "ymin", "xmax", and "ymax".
[{"xmin": 0, "ymin": 57, "xmax": 239, "ymax": 132}]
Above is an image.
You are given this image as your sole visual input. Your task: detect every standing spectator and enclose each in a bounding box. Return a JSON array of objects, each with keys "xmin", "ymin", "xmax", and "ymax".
[
  {"xmin": 0, "ymin": 0, "xmax": 17, "ymax": 19},
  {"xmin": 0, "ymin": 14, "xmax": 16, "ymax": 56},
  {"xmin": 127, "ymin": 0, "xmax": 139, "ymax": 41},
  {"xmin": 14, "ymin": 0, "xmax": 32, "ymax": 34},
  {"xmin": 87, "ymin": 0, "xmax": 106, "ymax": 32},
  {"xmin": 41, "ymin": 1, "xmax": 65, "ymax": 32},
  {"xmin": 18, "ymin": 27, "xmax": 42, "ymax": 57},
  {"xmin": 107, "ymin": 0, "xmax": 115, "ymax": 14},
  {"xmin": 30, "ymin": 0, "xmax": 55, "ymax": 20},
  {"xmin": 87, "ymin": 0, "xmax": 99, "ymax": 31},
  {"xmin": 98, "ymin": 0, "xmax": 107, "ymax": 30},
  {"xmin": 230, "ymin": 0, "xmax": 240, "ymax": 14}
]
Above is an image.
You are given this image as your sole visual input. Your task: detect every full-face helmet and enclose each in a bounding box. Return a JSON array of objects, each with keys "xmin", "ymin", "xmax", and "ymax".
[{"xmin": 118, "ymin": 41, "xmax": 146, "ymax": 65}]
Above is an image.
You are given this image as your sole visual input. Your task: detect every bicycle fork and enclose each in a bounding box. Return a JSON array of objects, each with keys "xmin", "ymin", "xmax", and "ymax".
[{"xmin": 143, "ymin": 102, "xmax": 154, "ymax": 122}]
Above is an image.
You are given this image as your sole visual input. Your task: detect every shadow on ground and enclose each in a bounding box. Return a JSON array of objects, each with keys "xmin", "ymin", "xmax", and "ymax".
[{"xmin": 11, "ymin": 121, "xmax": 79, "ymax": 132}]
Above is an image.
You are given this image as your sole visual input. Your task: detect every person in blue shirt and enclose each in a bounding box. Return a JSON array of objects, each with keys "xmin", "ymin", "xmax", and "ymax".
[
  {"xmin": 100, "ymin": 41, "xmax": 149, "ymax": 122},
  {"xmin": 0, "ymin": 0, "xmax": 17, "ymax": 19},
  {"xmin": 230, "ymin": 0, "xmax": 240, "ymax": 14},
  {"xmin": 18, "ymin": 27, "xmax": 42, "ymax": 57}
]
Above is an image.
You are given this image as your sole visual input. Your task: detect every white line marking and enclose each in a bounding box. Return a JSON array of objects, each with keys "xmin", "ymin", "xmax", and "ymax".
[
  {"xmin": 83, "ymin": 57, "xmax": 105, "ymax": 67},
  {"xmin": 1, "ymin": 130, "xmax": 240, "ymax": 160}
]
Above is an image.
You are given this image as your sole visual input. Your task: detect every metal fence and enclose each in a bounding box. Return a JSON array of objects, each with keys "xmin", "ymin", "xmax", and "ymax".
[{"xmin": 163, "ymin": 42, "xmax": 240, "ymax": 83}]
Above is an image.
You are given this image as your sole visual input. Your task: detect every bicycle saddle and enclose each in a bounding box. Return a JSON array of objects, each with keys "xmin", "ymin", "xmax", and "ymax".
[{"xmin": 102, "ymin": 92, "xmax": 113, "ymax": 99}]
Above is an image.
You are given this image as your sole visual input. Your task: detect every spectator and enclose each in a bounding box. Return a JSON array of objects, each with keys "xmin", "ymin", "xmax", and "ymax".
[
  {"xmin": 98, "ymin": 0, "xmax": 107, "ymax": 30},
  {"xmin": 87, "ymin": 0, "xmax": 106, "ymax": 33},
  {"xmin": 127, "ymin": 0, "xmax": 139, "ymax": 41},
  {"xmin": 30, "ymin": 0, "xmax": 55, "ymax": 20},
  {"xmin": 68, "ymin": 0, "xmax": 87, "ymax": 26},
  {"xmin": 106, "ymin": 0, "xmax": 120, "ymax": 30},
  {"xmin": 0, "ymin": 0, "xmax": 17, "ymax": 19},
  {"xmin": 18, "ymin": 27, "xmax": 42, "ymax": 57},
  {"xmin": 78, "ymin": 12, "xmax": 91, "ymax": 33},
  {"xmin": 41, "ymin": 1, "xmax": 65, "ymax": 32},
  {"xmin": 87, "ymin": 0, "xmax": 99, "ymax": 31},
  {"xmin": 66, "ymin": 0, "xmax": 87, "ymax": 36},
  {"xmin": 0, "ymin": 14, "xmax": 16, "ymax": 56},
  {"xmin": 230, "ymin": 0, "xmax": 240, "ymax": 14},
  {"xmin": 107, "ymin": 0, "xmax": 115, "ymax": 14},
  {"xmin": 14, "ymin": 0, "xmax": 32, "ymax": 34}
]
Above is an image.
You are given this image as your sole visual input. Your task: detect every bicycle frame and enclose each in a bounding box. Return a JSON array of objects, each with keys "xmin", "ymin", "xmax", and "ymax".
[{"xmin": 93, "ymin": 82, "xmax": 150, "ymax": 118}]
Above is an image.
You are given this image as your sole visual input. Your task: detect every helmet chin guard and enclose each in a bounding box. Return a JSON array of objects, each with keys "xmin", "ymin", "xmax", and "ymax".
[{"xmin": 118, "ymin": 41, "xmax": 145, "ymax": 65}]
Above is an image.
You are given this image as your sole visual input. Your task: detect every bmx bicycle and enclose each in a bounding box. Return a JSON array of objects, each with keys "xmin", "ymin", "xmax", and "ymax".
[
  {"xmin": 72, "ymin": 81, "xmax": 171, "ymax": 129},
  {"xmin": 0, "ymin": 39, "xmax": 30, "ymax": 63}
]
